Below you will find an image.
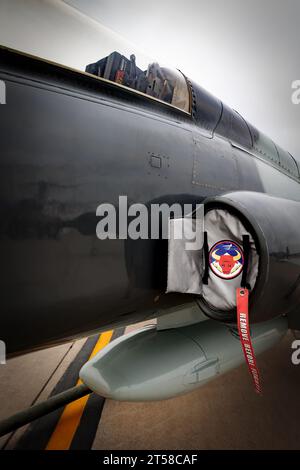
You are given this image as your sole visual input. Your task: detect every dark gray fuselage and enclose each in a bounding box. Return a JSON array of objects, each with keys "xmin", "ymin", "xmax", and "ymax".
[{"xmin": 1, "ymin": 48, "xmax": 299, "ymax": 354}]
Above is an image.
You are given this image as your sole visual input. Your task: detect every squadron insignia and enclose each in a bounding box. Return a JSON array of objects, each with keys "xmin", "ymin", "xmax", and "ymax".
[{"xmin": 209, "ymin": 240, "xmax": 244, "ymax": 280}]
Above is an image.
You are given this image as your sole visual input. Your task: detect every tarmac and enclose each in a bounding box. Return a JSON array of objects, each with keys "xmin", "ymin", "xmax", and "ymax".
[{"xmin": 0, "ymin": 322, "xmax": 299, "ymax": 450}]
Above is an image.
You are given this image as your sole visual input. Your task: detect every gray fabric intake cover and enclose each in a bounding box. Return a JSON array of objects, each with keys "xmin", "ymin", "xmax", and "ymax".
[{"xmin": 166, "ymin": 209, "xmax": 259, "ymax": 311}]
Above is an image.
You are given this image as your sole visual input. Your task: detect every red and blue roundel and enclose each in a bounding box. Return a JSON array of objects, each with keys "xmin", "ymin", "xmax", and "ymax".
[{"xmin": 209, "ymin": 240, "xmax": 244, "ymax": 280}]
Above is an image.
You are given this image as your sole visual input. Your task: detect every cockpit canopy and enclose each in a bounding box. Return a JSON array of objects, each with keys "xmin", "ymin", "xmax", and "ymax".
[{"xmin": 86, "ymin": 51, "xmax": 190, "ymax": 113}]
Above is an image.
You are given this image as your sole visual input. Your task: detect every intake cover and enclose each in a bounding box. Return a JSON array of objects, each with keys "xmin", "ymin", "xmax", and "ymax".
[{"xmin": 167, "ymin": 191, "xmax": 300, "ymax": 323}]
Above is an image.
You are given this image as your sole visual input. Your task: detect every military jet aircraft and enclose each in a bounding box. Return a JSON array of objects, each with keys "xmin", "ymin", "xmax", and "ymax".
[{"xmin": 0, "ymin": 0, "xmax": 300, "ymax": 407}]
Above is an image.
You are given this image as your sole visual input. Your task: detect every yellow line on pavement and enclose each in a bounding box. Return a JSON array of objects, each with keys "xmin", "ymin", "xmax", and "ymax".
[{"xmin": 46, "ymin": 330, "xmax": 113, "ymax": 450}]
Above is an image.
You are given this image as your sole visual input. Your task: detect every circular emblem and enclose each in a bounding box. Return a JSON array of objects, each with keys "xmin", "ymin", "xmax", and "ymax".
[{"xmin": 209, "ymin": 240, "xmax": 244, "ymax": 280}]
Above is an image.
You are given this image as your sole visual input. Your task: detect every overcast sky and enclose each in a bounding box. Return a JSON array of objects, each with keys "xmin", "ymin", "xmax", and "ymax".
[{"xmin": 65, "ymin": 0, "xmax": 300, "ymax": 160}]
